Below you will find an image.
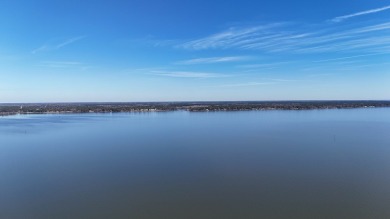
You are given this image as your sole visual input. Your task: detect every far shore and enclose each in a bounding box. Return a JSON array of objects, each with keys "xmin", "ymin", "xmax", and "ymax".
[{"xmin": 1, "ymin": 101, "xmax": 389, "ymax": 117}]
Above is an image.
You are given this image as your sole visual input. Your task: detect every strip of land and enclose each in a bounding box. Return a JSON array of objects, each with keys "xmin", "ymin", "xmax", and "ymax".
[{"xmin": 0, "ymin": 101, "xmax": 389, "ymax": 116}]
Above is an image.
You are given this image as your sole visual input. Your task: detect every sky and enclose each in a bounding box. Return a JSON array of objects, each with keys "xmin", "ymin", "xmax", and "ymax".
[{"xmin": 0, "ymin": 0, "xmax": 390, "ymax": 102}]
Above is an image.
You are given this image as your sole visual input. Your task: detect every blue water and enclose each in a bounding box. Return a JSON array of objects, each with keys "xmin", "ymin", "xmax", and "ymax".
[{"xmin": 1, "ymin": 109, "xmax": 390, "ymax": 218}]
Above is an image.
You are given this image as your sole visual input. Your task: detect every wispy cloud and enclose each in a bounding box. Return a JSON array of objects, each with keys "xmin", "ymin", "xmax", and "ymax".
[
  {"xmin": 265, "ymin": 78, "xmax": 298, "ymax": 82},
  {"xmin": 313, "ymin": 53, "xmax": 388, "ymax": 63},
  {"xmin": 37, "ymin": 61, "xmax": 94, "ymax": 71},
  {"xmin": 180, "ymin": 23, "xmax": 284, "ymax": 50},
  {"xmin": 238, "ymin": 61, "xmax": 293, "ymax": 69},
  {"xmin": 331, "ymin": 5, "xmax": 390, "ymax": 23},
  {"xmin": 149, "ymin": 70, "xmax": 228, "ymax": 78},
  {"xmin": 305, "ymin": 73, "xmax": 336, "ymax": 78},
  {"xmin": 213, "ymin": 81, "xmax": 284, "ymax": 87},
  {"xmin": 178, "ymin": 22, "xmax": 390, "ymax": 54},
  {"xmin": 37, "ymin": 61, "xmax": 82, "ymax": 68},
  {"xmin": 176, "ymin": 56, "xmax": 251, "ymax": 65},
  {"xmin": 215, "ymin": 82, "xmax": 277, "ymax": 87},
  {"xmin": 117, "ymin": 35, "xmax": 182, "ymax": 48},
  {"xmin": 214, "ymin": 78, "xmax": 298, "ymax": 87},
  {"xmin": 32, "ymin": 36, "xmax": 86, "ymax": 54}
]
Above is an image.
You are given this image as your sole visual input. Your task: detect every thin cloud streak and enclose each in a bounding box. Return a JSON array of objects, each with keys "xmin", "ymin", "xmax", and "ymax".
[
  {"xmin": 179, "ymin": 22, "xmax": 390, "ymax": 54},
  {"xmin": 180, "ymin": 23, "xmax": 284, "ymax": 50},
  {"xmin": 266, "ymin": 78, "xmax": 298, "ymax": 82},
  {"xmin": 36, "ymin": 61, "xmax": 97, "ymax": 71},
  {"xmin": 331, "ymin": 5, "xmax": 390, "ymax": 22},
  {"xmin": 238, "ymin": 61, "xmax": 293, "ymax": 69},
  {"xmin": 313, "ymin": 53, "xmax": 389, "ymax": 63},
  {"xmin": 149, "ymin": 70, "xmax": 228, "ymax": 78},
  {"xmin": 37, "ymin": 61, "xmax": 87, "ymax": 69},
  {"xmin": 215, "ymin": 82, "xmax": 277, "ymax": 87},
  {"xmin": 32, "ymin": 36, "xmax": 86, "ymax": 54},
  {"xmin": 176, "ymin": 56, "xmax": 251, "ymax": 65},
  {"xmin": 214, "ymin": 78, "xmax": 298, "ymax": 87}
]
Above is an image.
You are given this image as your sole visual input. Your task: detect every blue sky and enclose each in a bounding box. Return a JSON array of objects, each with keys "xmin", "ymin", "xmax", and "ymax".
[{"xmin": 0, "ymin": 0, "xmax": 389, "ymax": 102}]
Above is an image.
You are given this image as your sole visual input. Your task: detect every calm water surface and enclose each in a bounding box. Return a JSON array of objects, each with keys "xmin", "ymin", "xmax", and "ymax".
[{"xmin": 1, "ymin": 109, "xmax": 390, "ymax": 219}]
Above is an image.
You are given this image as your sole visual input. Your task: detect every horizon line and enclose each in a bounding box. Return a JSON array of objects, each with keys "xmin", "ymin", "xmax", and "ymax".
[{"xmin": 1, "ymin": 100, "xmax": 390, "ymax": 105}]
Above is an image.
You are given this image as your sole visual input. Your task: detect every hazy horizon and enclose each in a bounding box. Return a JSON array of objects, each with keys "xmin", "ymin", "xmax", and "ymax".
[{"xmin": 1, "ymin": 99, "xmax": 390, "ymax": 105}]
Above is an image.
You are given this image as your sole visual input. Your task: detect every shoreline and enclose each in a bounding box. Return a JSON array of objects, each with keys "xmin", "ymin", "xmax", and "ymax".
[{"xmin": 1, "ymin": 101, "xmax": 389, "ymax": 117}]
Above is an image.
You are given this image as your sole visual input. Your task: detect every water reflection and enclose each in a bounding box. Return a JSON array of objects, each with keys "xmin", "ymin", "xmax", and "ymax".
[{"xmin": 0, "ymin": 109, "xmax": 390, "ymax": 218}]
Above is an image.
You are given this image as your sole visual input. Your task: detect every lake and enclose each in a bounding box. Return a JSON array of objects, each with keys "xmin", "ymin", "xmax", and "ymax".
[{"xmin": 1, "ymin": 108, "xmax": 390, "ymax": 219}]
